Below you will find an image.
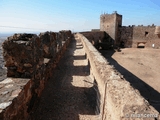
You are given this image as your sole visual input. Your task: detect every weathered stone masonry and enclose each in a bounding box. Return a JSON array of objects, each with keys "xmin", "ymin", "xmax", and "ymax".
[
  {"xmin": 119, "ymin": 25, "xmax": 160, "ymax": 48},
  {"xmin": 77, "ymin": 33, "xmax": 159, "ymax": 120},
  {"xmin": 80, "ymin": 31, "xmax": 113, "ymax": 49},
  {"xmin": 100, "ymin": 12, "xmax": 122, "ymax": 45},
  {"xmin": 100, "ymin": 12, "xmax": 160, "ymax": 48},
  {"xmin": 0, "ymin": 30, "xmax": 72, "ymax": 120},
  {"xmin": 0, "ymin": 29, "xmax": 159, "ymax": 120}
]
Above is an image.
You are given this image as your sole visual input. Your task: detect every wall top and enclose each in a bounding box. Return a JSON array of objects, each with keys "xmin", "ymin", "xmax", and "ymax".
[
  {"xmin": 100, "ymin": 11, "xmax": 122, "ymax": 18},
  {"xmin": 120, "ymin": 24, "xmax": 156, "ymax": 28}
]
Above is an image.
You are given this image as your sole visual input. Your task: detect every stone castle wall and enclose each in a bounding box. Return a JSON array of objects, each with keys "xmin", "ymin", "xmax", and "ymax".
[
  {"xmin": 119, "ymin": 25, "xmax": 160, "ymax": 48},
  {"xmin": 80, "ymin": 31, "xmax": 114, "ymax": 49},
  {"xmin": 100, "ymin": 12, "xmax": 160, "ymax": 48},
  {"xmin": 80, "ymin": 31, "xmax": 106, "ymax": 46},
  {"xmin": 0, "ymin": 30, "xmax": 72, "ymax": 119},
  {"xmin": 77, "ymin": 33, "xmax": 159, "ymax": 120}
]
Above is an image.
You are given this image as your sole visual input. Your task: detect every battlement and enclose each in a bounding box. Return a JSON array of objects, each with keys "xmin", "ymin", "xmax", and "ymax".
[
  {"xmin": 0, "ymin": 10, "xmax": 160, "ymax": 119},
  {"xmin": 0, "ymin": 31, "xmax": 72, "ymax": 119},
  {"xmin": 100, "ymin": 11, "xmax": 160, "ymax": 48},
  {"xmin": 100, "ymin": 11, "xmax": 122, "ymax": 17},
  {"xmin": 121, "ymin": 24, "xmax": 156, "ymax": 28}
]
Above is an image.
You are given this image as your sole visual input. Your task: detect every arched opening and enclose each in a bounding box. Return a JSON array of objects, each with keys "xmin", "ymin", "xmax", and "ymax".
[{"xmin": 137, "ymin": 42, "xmax": 145, "ymax": 48}]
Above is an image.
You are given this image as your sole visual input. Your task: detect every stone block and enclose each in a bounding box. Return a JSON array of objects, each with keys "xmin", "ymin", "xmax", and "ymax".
[{"xmin": 2, "ymin": 33, "xmax": 43, "ymax": 78}]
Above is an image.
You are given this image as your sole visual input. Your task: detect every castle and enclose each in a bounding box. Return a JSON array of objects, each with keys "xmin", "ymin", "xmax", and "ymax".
[
  {"xmin": 100, "ymin": 12, "xmax": 160, "ymax": 48},
  {"xmin": 1, "ymin": 13, "xmax": 160, "ymax": 119}
]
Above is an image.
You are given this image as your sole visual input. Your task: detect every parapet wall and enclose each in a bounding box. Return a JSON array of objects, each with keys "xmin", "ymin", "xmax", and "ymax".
[
  {"xmin": 80, "ymin": 31, "xmax": 106, "ymax": 46},
  {"xmin": 77, "ymin": 33, "xmax": 159, "ymax": 120},
  {"xmin": 80, "ymin": 31, "xmax": 114, "ymax": 49},
  {"xmin": 0, "ymin": 31, "xmax": 72, "ymax": 119}
]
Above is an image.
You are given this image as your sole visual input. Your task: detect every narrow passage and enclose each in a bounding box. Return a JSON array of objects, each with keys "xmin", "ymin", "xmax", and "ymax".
[{"xmin": 30, "ymin": 36, "xmax": 99, "ymax": 120}]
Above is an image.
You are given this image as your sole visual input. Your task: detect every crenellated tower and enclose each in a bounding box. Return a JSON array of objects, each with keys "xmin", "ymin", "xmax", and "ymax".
[{"xmin": 100, "ymin": 12, "xmax": 122, "ymax": 45}]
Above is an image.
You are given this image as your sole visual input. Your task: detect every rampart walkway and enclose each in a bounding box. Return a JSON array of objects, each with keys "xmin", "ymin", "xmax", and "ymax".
[
  {"xmin": 0, "ymin": 33, "xmax": 159, "ymax": 120},
  {"xmin": 30, "ymin": 37, "xmax": 99, "ymax": 120}
]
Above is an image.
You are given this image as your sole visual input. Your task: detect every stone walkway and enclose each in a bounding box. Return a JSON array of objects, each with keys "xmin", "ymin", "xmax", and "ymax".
[{"xmin": 30, "ymin": 36, "xmax": 99, "ymax": 120}]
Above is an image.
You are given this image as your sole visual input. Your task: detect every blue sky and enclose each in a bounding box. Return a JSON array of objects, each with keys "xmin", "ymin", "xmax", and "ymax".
[{"xmin": 0, "ymin": 0, "xmax": 160, "ymax": 33}]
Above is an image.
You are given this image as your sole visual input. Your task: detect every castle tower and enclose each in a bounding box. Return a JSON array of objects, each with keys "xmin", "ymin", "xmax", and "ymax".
[{"xmin": 100, "ymin": 12, "xmax": 122, "ymax": 45}]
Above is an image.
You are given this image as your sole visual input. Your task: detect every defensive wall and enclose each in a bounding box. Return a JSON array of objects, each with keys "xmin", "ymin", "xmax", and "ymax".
[
  {"xmin": 119, "ymin": 25, "xmax": 160, "ymax": 48},
  {"xmin": 80, "ymin": 31, "xmax": 114, "ymax": 50},
  {"xmin": 100, "ymin": 12, "xmax": 160, "ymax": 48},
  {"xmin": 76, "ymin": 33, "xmax": 159, "ymax": 120},
  {"xmin": 80, "ymin": 31, "xmax": 106, "ymax": 47},
  {"xmin": 0, "ymin": 31, "xmax": 72, "ymax": 119},
  {"xmin": 0, "ymin": 30, "xmax": 159, "ymax": 120}
]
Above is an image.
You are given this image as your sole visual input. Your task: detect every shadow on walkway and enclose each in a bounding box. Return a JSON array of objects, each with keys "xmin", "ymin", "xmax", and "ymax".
[
  {"xmin": 29, "ymin": 38, "xmax": 99, "ymax": 120},
  {"xmin": 100, "ymin": 49, "xmax": 160, "ymax": 112}
]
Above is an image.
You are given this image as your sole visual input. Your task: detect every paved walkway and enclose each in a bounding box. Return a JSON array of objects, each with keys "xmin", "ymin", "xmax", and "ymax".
[{"xmin": 30, "ymin": 36, "xmax": 99, "ymax": 120}]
